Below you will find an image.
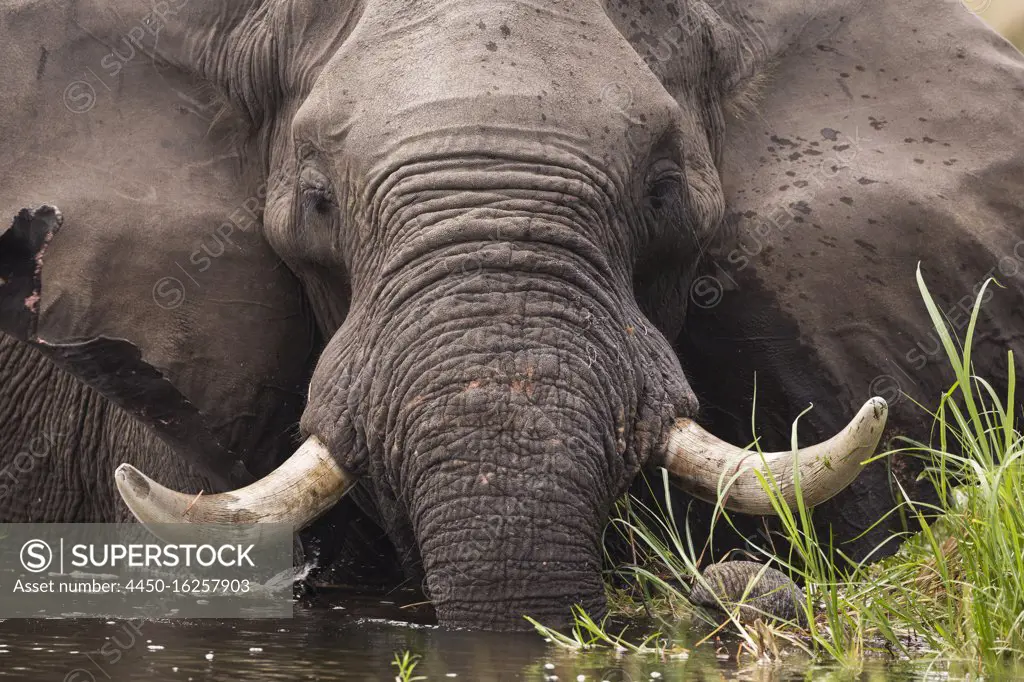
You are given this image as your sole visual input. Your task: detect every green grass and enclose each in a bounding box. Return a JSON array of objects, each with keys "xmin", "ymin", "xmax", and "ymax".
[
  {"xmin": 531, "ymin": 266, "xmax": 1024, "ymax": 674},
  {"xmin": 525, "ymin": 605, "xmax": 679, "ymax": 654},
  {"xmin": 391, "ymin": 650, "xmax": 426, "ymax": 682}
]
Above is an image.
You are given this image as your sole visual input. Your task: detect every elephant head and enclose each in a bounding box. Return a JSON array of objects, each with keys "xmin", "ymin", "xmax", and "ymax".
[{"xmin": 0, "ymin": 0, "xmax": 925, "ymax": 629}]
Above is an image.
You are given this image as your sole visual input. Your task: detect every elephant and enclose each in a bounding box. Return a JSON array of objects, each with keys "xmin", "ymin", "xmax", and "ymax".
[{"xmin": 0, "ymin": 0, "xmax": 1021, "ymax": 631}]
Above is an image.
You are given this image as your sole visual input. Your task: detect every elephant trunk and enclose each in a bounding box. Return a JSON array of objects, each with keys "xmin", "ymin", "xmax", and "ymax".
[
  {"xmin": 314, "ymin": 216, "xmax": 688, "ymax": 627},
  {"xmin": 374, "ymin": 298, "xmax": 641, "ymax": 629},
  {"xmin": 412, "ymin": 449, "xmax": 607, "ymax": 629}
]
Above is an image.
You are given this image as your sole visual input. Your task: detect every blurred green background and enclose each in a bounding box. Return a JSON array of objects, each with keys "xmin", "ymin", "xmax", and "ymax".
[{"xmin": 982, "ymin": 0, "xmax": 1024, "ymax": 49}]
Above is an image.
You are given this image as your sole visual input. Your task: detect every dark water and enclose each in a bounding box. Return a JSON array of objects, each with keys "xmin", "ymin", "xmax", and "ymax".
[{"xmin": 0, "ymin": 590, "xmax": 979, "ymax": 681}]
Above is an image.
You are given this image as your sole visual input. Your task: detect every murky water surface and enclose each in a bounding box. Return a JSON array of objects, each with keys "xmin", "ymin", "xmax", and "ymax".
[{"xmin": 0, "ymin": 590, "xmax": 1002, "ymax": 681}]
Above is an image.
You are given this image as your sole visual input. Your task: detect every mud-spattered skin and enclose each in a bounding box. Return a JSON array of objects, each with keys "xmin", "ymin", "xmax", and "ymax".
[
  {"xmin": 678, "ymin": 0, "xmax": 1024, "ymax": 559},
  {"xmin": 0, "ymin": 0, "xmax": 1022, "ymax": 630}
]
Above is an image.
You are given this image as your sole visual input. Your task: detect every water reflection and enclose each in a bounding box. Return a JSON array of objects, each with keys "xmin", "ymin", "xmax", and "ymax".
[{"xmin": 0, "ymin": 590, "xmax": 998, "ymax": 680}]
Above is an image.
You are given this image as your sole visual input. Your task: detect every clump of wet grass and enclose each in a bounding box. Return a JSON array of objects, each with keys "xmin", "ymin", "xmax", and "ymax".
[
  {"xmin": 525, "ymin": 606, "xmax": 680, "ymax": 655},
  {"xmin": 532, "ymin": 267, "xmax": 1024, "ymax": 674}
]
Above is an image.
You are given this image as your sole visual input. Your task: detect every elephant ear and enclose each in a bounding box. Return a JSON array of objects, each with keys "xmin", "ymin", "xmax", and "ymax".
[
  {"xmin": 671, "ymin": 0, "xmax": 1024, "ymax": 551},
  {"xmin": 611, "ymin": 0, "xmax": 1024, "ymax": 552},
  {"xmin": 0, "ymin": 2, "xmax": 316, "ymax": 486}
]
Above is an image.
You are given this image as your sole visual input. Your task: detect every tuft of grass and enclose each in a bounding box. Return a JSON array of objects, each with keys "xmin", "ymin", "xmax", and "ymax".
[
  {"xmin": 525, "ymin": 605, "xmax": 677, "ymax": 655},
  {"xmin": 533, "ymin": 266, "xmax": 1024, "ymax": 674},
  {"xmin": 847, "ymin": 265, "xmax": 1024, "ymax": 665},
  {"xmin": 391, "ymin": 650, "xmax": 426, "ymax": 682}
]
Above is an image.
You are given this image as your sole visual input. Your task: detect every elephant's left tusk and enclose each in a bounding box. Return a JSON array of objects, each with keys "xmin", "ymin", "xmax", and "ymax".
[
  {"xmin": 115, "ymin": 436, "xmax": 355, "ymax": 528},
  {"xmin": 659, "ymin": 398, "xmax": 888, "ymax": 515}
]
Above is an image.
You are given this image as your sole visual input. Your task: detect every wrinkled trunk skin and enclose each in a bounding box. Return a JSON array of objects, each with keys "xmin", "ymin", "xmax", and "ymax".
[
  {"xmin": 373, "ymin": 300, "xmax": 628, "ymax": 629},
  {"xmin": 404, "ymin": 324, "xmax": 617, "ymax": 627},
  {"xmin": 303, "ymin": 208, "xmax": 693, "ymax": 629},
  {"xmin": 418, "ymin": 472, "xmax": 608, "ymax": 626}
]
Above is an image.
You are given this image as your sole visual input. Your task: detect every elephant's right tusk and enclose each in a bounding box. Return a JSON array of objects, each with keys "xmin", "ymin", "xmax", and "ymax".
[
  {"xmin": 115, "ymin": 436, "xmax": 355, "ymax": 528},
  {"xmin": 659, "ymin": 398, "xmax": 888, "ymax": 515}
]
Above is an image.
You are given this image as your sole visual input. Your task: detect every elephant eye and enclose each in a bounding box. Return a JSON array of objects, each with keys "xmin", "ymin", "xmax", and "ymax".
[
  {"xmin": 299, "ymin": 166, "xmax": 336, "ymax": 213},
  {"xmin": 645, "ymin": 162, "xmax": 684, "ymax": 213},
  {"xmin": 647, "ymin": 177, "xmax": 678, "ymax": 210}
]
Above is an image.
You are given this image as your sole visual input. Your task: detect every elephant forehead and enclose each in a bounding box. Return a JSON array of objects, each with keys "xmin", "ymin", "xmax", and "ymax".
[{"xmin": 290, "ymin": 0, "xmax": 682, "ymax": 172}]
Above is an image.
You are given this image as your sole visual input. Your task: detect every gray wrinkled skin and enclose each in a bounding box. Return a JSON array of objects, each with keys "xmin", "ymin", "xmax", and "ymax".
[
  {"xmin": 0, "ymin": 0, "xmax": 1021, "ymax": 630},
  {"xmin": 690, "ymin": 561, "xmax": 806, "ymax": 625}
]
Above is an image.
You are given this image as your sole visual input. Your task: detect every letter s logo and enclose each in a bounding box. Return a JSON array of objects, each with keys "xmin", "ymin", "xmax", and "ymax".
[{"xmin": 20, "ymin": 539, "xmax": 53, "ymax": 573}]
